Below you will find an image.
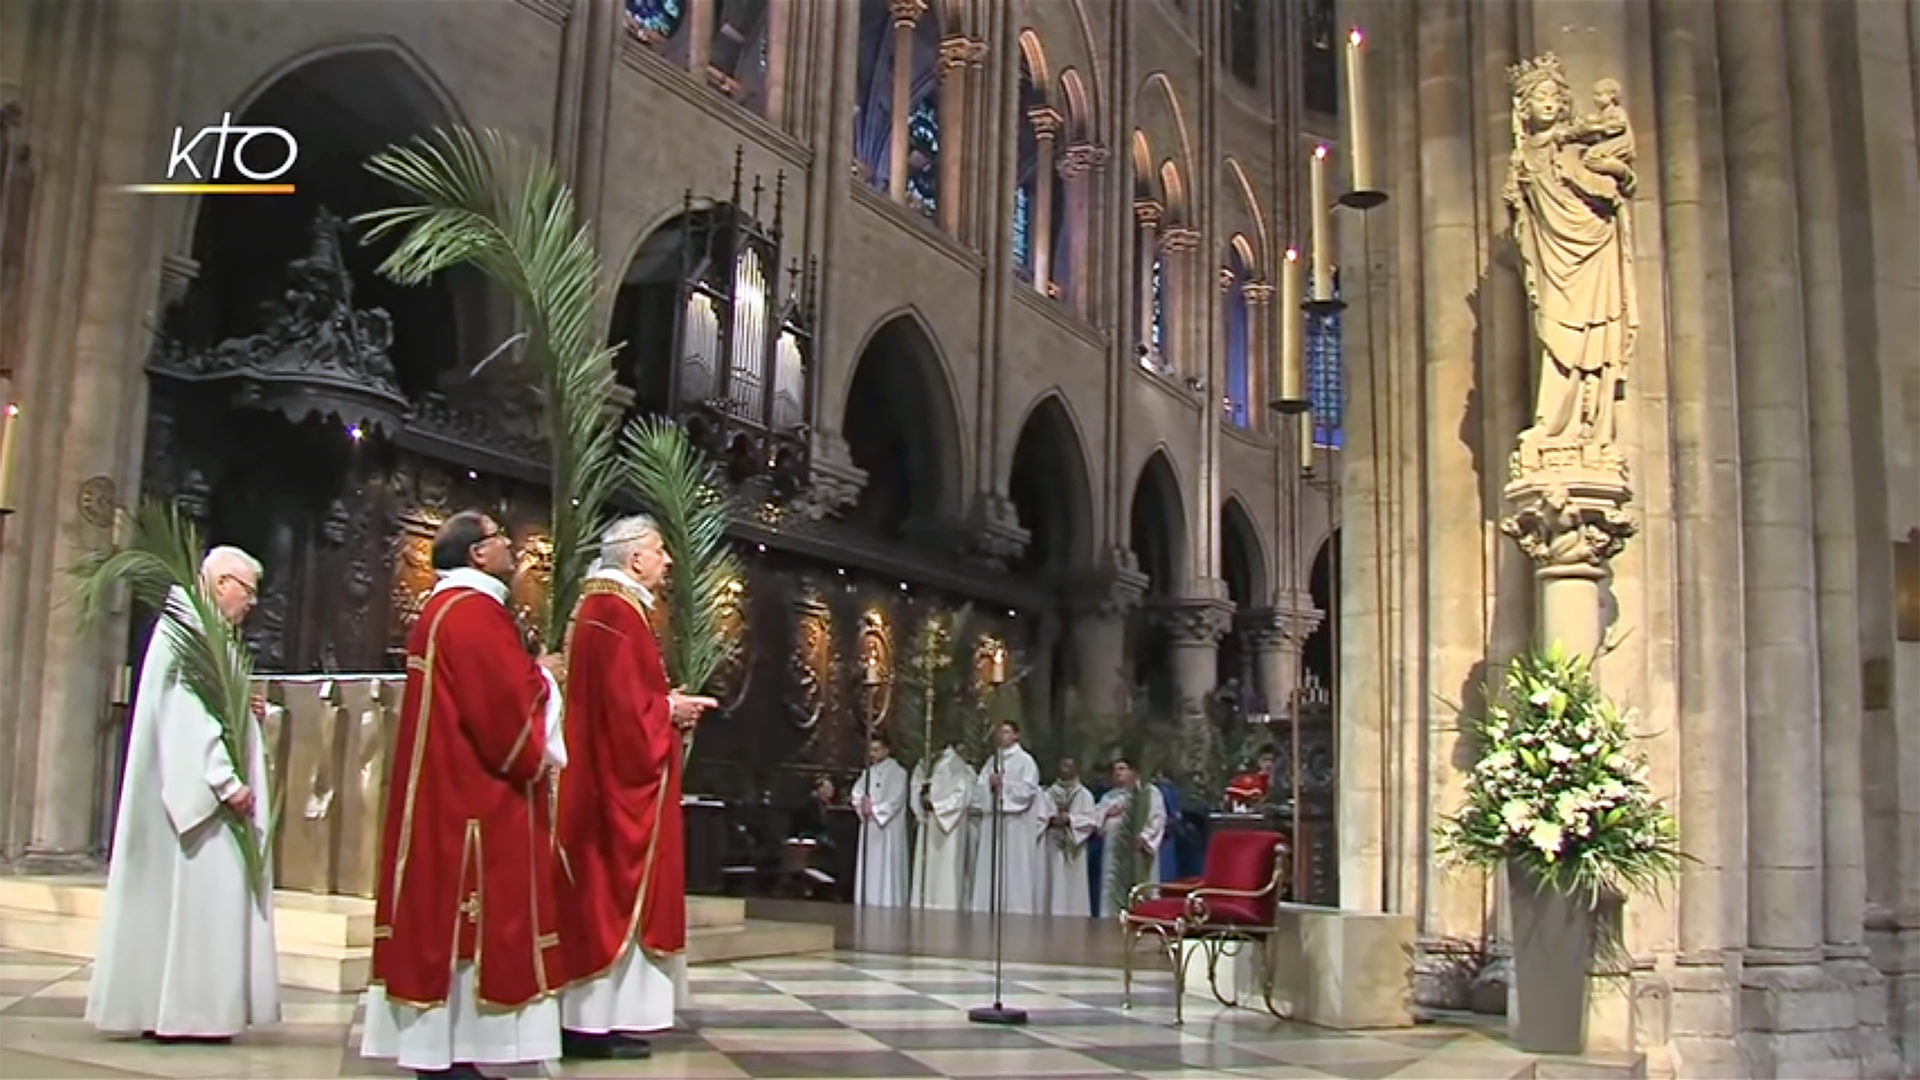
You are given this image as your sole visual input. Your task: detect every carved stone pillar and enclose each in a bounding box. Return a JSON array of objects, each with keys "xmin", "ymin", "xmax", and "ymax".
[
  {"xmin": 1028, "ymin": 106, "xmax": 1061, "ymax": 293},
  {"xmin": 886, "ymin": 0, "xmax": 927, "ymax": 204},
  {"xmin": 1058, "ymin": 144, "xmax": 1106, "ymax": 316},
  {"xmin": 1243, "ymin": 600, "xmax": 1322, "ymax": 713},
  {"xmin": 1161, "ymin": 227, "xmax": 1201, "ymax": 376},
  {"xmin": 936, "ymin": 35, "xmax": 972, "ymax": 235},
  {"xmin": 1241, "ymin": 280, "xmax": 1273, "ymax": 423},
  {"xmin": 1069, "ymin": 554, "xmax": 1148, "ymax": 719},
  {"xmin": 1163, "ymin": 598, "xmax": 1235, "ymax": 788},
  {"xmin": 1501, "ymin": 470, "xmax": 1636, "ymax": 658},
  {"xmin": 1132, "ymin": 199, "xmax": 1161, "ymax": 360}
]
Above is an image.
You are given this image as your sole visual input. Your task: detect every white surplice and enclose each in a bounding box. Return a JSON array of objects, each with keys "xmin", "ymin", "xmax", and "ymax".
[
  {"xmin": 560, "ymin": 566, "xmax": 687, "ymax": 1038},
  {"xmin": 1094, "ymin": 782, "xmax": 1167, "ymax": 918},
  {"xmin": 1038, "ymin": 780, "xmax": 1098, "ymax": 917},
  {"xmin": 360, "ymin": 568, "xmax": 568, "ymax": 1071},
  {"xmin": 908, "ymin": 748, "xmax": 972, "ymax": 911},
  {"xmin": 967, "ymin": 744, "xmax": 1044, "ymax": 915},
  {"xmin": 87, "ymin": 587, "xmax": 280, "ymax": 1038},
  {"xmin": 852, "ymin": 755, "xmax": 910, "ymax": 907}
]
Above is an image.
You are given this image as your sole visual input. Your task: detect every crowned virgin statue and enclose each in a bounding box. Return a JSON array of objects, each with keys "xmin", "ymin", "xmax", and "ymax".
[{"xmin": 1505, "ymin": 55, "xmax": 1637, "ymax": 456}]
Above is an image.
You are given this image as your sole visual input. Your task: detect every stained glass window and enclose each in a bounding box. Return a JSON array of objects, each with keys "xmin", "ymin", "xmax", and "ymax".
[
  {"xmin": 1150, "ymin": 254, "xmax": 1167, "ymax": 356},
  {"xmin": 1012, "ymin": 184, "xmax": 1033, "ymax": 280},
  {"xmin": 907, "ymin": 99, "xmax": 939, "ymax": 213},
  {"xmin": 1306, "ymin": 275, "xmax": 1343, "ymax": 448},
  {"xmin": 1224, "ymin": 273, "xmax": 1250, "ymax": 427},
  {"xmin": 625, "ymin": 0, "xmax": 684, "ymax": 40}
]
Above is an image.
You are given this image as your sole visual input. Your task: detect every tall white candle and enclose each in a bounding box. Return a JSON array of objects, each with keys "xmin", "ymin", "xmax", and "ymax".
[
  {"xmin": 1280, "ymin": 248, "xmax": 1305, "ymax": 404},
  {"xmin": 1346, "ymin": 28, "xmax": 1372, "ymax": 194},
  {"xmin": 1310, "ymin": 145, "xmax": 1333, "ymax": 301},
  {"xmin": 0, "ymin": 403, "xmax": 18, "ymax": 511}
]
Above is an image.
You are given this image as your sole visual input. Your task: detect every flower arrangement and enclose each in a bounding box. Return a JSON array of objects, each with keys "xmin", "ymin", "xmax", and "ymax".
[{"xmin": 1436, "ymin": 643, "xmax": 1682, "ymax": 907}]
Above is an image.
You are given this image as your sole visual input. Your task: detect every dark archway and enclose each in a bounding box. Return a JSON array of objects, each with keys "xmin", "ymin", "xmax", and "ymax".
[
  {"xmin": 1008, "ymin": 394, "xmax": 1094, "ymax": 580},
  {"xmin": 843, "ymin": 312, "xmax": 964, "ymax": 539},
  {"xmin": 1219, "ymin": 497, "xmax": 1266, "ymax": 699},
  {"xmin": 1303, "ymin": 530, "xmax": 1339, "ymax": 691},
  {"xmin": 1128, "ymin": 450, "xmax": 1186, "ymax": 708}
]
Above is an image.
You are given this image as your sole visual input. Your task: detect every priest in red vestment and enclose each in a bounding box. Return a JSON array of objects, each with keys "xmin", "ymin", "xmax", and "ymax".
[
  {"xmin": 553, "ymin": 514, "xmax": 715, "ymax": 1059},
  {"xmin": 361, "ymin": 510, "xmax": 568, "ymax": 1080}
]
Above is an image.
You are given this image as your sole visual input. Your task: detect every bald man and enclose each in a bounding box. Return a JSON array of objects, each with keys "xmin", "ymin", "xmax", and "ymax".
[{"xmin": 88, "ymin": 546, "xmax": 281, "ymax": 1042}]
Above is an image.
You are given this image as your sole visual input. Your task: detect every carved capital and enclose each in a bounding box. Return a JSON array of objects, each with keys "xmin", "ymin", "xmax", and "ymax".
[
  {"xmin": 1160, "ymin": 598, "xmax": 1236, "ymax": 646},
  {"xmin": 1161, "ymin": 227, "xmax": 1202, "ymax": 254},
  {"xmin": 158, "ymin": 253, "xmax": 201, "ymax": 305},
  {"xmin": 1241, "ymin": 602, "xmax": 1323, "ymax": 651},
  {"xmin": 964, "ymin": 492, "xmax": 1031, "ymax": 566},
  {"xmin": 1069, "ymin": 550, "xmax": 1150, "ymax": 619},
  {"xmin": 1241, "ymin": 280, "xmax": 1275, "ymax": 306},
  {"xmin": 938, "ymin": 35, "xmax": 974, "ymax": 72},
  {"xmin": 1027, "ymin": 106, "xmax": 1063, "ymax": 140},
  {"xmin": 1132, "ymin": 198, "xmax": 1163, "ymax": 228},
  {"xmin": 1058, "ymin": 143, "xmax": 1109, "ymax": 179},
  {"xmin": 1501, "ymin": 464, "xmax": 1636, "ymax": 570},
  {"xmin": 1218, "ymin": 266, "xmax": 1237, "ymax": 292},
  {"xmin": 889, "ymin": 0, "xmax": 927, "ymax": 29},
  {"xmin": 795, "ymin": 432, "xmax": 868, "ymax": 520}
]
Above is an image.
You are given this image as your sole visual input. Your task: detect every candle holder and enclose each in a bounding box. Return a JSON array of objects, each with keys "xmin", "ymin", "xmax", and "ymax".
[
  {"xmin": 1304, "ymin": 296, "xmax": 1347, "ymax": 317},
  {"xmin": 1268, "ymin": 398, "xmax": 1310, "ymax": 416},
  {"xmin": 1338, "ymin": 189, "xmax": 1388, "ymax": 211}
]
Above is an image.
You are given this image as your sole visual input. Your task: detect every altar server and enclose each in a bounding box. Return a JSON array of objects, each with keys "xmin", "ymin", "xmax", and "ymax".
[
  {"xmin": 553, "ymin": 515, "xmax": 714, "ymax": 1060},
  {"xmin": 361, "ymin": 511, "xmax": 567, "ymax": 1080},
  {"xmin": 908, "ymin": 739, "xmax": 972, "ymax": 910},
  {"xmin": 1038, "ymin": 757, "xmax": 1099, "ymax": 917},
  {"xmin": 1095, "ymin": 756, "xmax": 1167, "ymax": 918},
  {"xmin": 852, "ymin": 733, "xmax": 910, "ymax": 906},
  {"xmin": 87, "ymin": 546, "xmax": 280, "ymax": 1041},
  {"xmin": 968, "ymin": 721, "xmax": 1044, "ymax": 915}
]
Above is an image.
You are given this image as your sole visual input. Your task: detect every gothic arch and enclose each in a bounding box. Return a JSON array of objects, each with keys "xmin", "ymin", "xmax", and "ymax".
[
  {"xmin": 1127, "ymin": 447, "xmax": 1188, "ymax": 598},
  {"xmin": 1158, "ymin": 159, "xmax": 1187, "ymax": 222},
  {"xmin": 1008, "ymin": 392, "xmax": 1096, "ymax": 577},
  {"xmin": 841, "ymin": 309, "xmax": 967, "ymax": 536},
  {"xmin": 1017, "ymin": 28, "xmax": 1052, "ymax": 96},
  {"xmin": 1220, "ymin": 496, "xmax": 1268, "ymax": 608},
  {"xmin": 1058, "ymin": 68, "xmax": 1093, "ymax": 143},
  {"xmin": 1223, "ymin": 156, "xmax": 1270, "ymax": 272},
  {"xmin": 1135, "ymin": 72, "xmax": 1197, "ymax": 195}
]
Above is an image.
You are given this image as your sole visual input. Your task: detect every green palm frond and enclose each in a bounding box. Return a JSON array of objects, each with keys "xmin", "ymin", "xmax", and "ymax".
[
  {"xmin": 618, "ymin": 418, "xmax": 743, "ymax": 696},
  {"xmin": 359, "ymin": 127, "xmax": 622, "ymax": 646},
  {"xmin": 68, "ymin": 499, "xmax": 270, "ymax": 904},
  {"xmin": 1105, "ymin": 782, "xmax": 1154, "ymax": 915}
]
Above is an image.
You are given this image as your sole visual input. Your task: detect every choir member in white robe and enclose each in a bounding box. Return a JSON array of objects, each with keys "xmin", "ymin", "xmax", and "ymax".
[
  {"xmin": 87, "ymin": 549, "xmax": 280, "ymax": 1041},
  {"xmin": 852, "ymin": 733, "xmax": 910, "ymax": 907},
  {"xmin": 967, "ymin": 721, "xmax": 1044, "ymax": 915},
  {"xmin": 908, "ymin": 740, "xmax": 972, "ymax": 910},
  {"xmin": 1094, "ymin": 756, "xmax": 1167, "ymax": 918},
  {"xmin": 1038, "ymin": 758, "xmax": 1098, "ymax": 917}
]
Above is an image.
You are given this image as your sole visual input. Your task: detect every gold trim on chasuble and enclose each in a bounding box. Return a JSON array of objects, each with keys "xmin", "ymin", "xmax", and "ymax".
[{"xmin": 382, "ymin": 591, "xmax": 474, "ymax": 934}]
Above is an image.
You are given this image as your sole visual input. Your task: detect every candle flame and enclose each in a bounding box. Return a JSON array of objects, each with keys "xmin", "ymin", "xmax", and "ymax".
[
  {"xmin": 4, "ymin": 403, "xmax": 16, "ymax": 418},
  {"xmin": 1285, "ymin": 247, "xmax": 1300, "ymax": 262},
  {"xmin": 1349, "ymin": 27, "xmax": 1364, "ymax": 47},
  {"xmin": 1314, "ymin": 144, "xmax": 1329, "ymax": 160}
]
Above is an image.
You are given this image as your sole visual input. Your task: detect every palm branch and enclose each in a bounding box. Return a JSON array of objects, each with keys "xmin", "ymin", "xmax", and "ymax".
[
  {"xmin": 1104, "ymin": 782, "xmax": 1154, "ymax": 915},
  {"xmin": 69, "ymin": 499, "xmax": 271, "ymax": 905},
  {"xmin": 618, "ymin": 418, "xmax": 743, "ymax": 693},
  {"xmin": 358, "ymin": 127, "xmax": 622, "ymax": 647}
]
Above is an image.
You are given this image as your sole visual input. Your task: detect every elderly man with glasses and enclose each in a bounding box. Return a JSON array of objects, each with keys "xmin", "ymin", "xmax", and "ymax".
[{"xmin": 361, "ymin": 510, "xmax": 569, "ymax": 1080}]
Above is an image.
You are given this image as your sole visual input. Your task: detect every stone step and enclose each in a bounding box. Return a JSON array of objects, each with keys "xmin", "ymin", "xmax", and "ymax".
[{"xmin": 687, "ymin": 919, "xmax": 834, "ymax": 965}]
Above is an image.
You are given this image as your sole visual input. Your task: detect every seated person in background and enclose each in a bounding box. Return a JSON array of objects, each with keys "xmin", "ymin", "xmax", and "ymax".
[
  {"xmin": 788, "ymin": 775, "xmax": 838, "ymax": 890},
  {"xmin": 1224, "ymin": 745, "xmax": 1278, "ymax": 812}
]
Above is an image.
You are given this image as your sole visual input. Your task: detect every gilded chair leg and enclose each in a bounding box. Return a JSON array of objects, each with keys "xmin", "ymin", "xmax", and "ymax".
[
  {"xmin": 1121, "ymin": 923, "xmax": 1135, "ymax": 1011},
  {"xmin": 1167, "ymin": 928, "xmax": 1187, "ymax": 1026}
]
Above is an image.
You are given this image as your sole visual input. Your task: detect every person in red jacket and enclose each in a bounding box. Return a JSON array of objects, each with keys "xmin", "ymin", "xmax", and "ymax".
[
  {"xmin": 360, "ymin": 510, "xmax": 568, "ymax": 1080},
  {"xmin": 553, "ymin": 515, "xmax": 715, "ymax": 1060}
]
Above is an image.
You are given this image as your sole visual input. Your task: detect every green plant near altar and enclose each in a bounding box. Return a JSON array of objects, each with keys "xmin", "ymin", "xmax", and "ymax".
[
  {"xmin": 71, "ymin": 499, "xmax": 274, "ymax": 905},
  {"xmin": 359, "ymin": 127, "xmax": 623, "ymax": 647},
  {"xmin": 1435, "ymin": 642, "xmax": 1683, "ymax": 908},
  {"xmin": 894, "ymin": 605, "xmax": 975, "ymax": 771},
  {"xmin": 618, "ymin": 417, "xmax": 744, "ymax": 705}
]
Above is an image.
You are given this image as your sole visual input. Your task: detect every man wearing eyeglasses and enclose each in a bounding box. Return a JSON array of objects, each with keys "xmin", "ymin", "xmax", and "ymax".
[
  {"xmin": 87, "ymin": 545, "xmax": 281, "ymax": 1043},
  {"xmin": 361, "ymin": 510, "xmax": 569, "ymax": 1080}
]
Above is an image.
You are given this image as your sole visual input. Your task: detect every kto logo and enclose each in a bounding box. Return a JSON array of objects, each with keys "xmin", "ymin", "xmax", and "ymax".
[{"xmin": 121, "ymin": 114, "xmax": 299, "ymax": 195}]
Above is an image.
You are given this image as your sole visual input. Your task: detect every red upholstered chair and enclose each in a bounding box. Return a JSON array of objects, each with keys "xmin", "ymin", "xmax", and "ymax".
[{"xmin": 1119, "ymin": 828, "xmax": 1288, "ymax": 1024}]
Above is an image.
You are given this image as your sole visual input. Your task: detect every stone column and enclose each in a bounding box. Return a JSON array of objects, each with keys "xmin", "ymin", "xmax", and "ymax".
[
  {"xmin": 1058, "ymin": 144, "xmax": 1104, "ymax": 316},
  {"xmin": 1718, "ymin": 0, "xmax": 1826, "ymax": 970},
  {"xmin": 1242, "ymin": 280, "xmax": 1274, "ymax": 423},
  {"xmin": 1161, "ymin": 227, "xmax": 1201, "ymax": 377},
  {"xmin": 1132, "ymin": 200, "xmax": 1161, "ymax": 357},
  {"xmin": 688, "ymin": 0, "xmax": 714, "ymax": 80},
  {"xmin": 1070, "ymin": 557, "xmax": 1148, "ymax": 719},
  {"xmin": 568, "ymin": 0, "xmax": 619, "ymax": 226},
  {"xmin": 936, "ymin": 35, "xmax": 971, "ymax": 236},
  {"xmin": 1652, "ymin": 2, "xmax": 1751, "ymax": 1071},
  {"xmin": 1163, "ymin": 598, "xmax": 1235, "ymax": 783},
  {"xmin": 1244, "ymin": 600, "xmax": 1322, "ymax": 713},
  {"xmin": 1028, "ymin": 106, "xmax": 1060, "ymax": 294},
  {"xmin": 764, "ymin": 0, "xmax": 794, "ymax": 127},
  {"xmin": 886, "ymin": 0, "xmax": 927, "ymax": 204}
]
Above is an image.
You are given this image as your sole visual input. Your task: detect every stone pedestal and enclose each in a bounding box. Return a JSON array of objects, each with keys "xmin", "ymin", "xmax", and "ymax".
[
  {"xmin": 1501, "ymin": 442, "xmax": 1637, "ymax": 658},
  {"xmin": 1268, "ymin": 904, "xmax": 1417, "ymax": 1029}
]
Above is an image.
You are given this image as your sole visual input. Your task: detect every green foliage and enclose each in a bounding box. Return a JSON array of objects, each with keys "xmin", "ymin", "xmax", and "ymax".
[
  {"xmin": 359, "ymin": 127, "xmax": 622, "ymax": 647},
  {"xmin": 69, "ymin": 499, "xmax": 271, "ymax": 904},
  {"xmin": 1435, "ymin": 643, "xmax": 1684, "ymax": 910},
  {"xmin": 617, "ymin": 418, "xmax": 743, "ymax": 696}
]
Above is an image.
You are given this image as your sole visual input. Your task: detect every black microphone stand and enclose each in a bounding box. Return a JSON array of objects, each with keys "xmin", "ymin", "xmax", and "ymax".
[{"xmin": 968, "ymin": 739, "xmax": 1027, "ymax": 1025}]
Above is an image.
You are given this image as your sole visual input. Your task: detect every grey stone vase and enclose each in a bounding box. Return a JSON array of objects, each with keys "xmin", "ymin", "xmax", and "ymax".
[{"xmin": 1506, "ymin": 863, "xmax": 1594, "ymax": 1054}]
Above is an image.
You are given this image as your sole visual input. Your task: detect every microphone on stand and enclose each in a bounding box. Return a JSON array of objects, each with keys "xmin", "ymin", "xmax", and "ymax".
[{"xmin": 968, "ymin": 743, "xmax": 1028, "ymax": 1026}]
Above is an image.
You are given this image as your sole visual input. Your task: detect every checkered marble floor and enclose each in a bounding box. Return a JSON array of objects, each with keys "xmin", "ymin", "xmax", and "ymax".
[{"xmin": 0, "ymin": 946, "xmax": 1536, "ymax": 1079}]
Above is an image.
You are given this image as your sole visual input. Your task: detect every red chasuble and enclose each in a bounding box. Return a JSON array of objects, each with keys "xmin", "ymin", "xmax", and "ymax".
[
  {"xmin": 554, "ymin": 576, "xmax": 686, "ymax": 988},
  {"xmin": 370, "ymin": 586, "xmax": 561, "ymax": 1009}
]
